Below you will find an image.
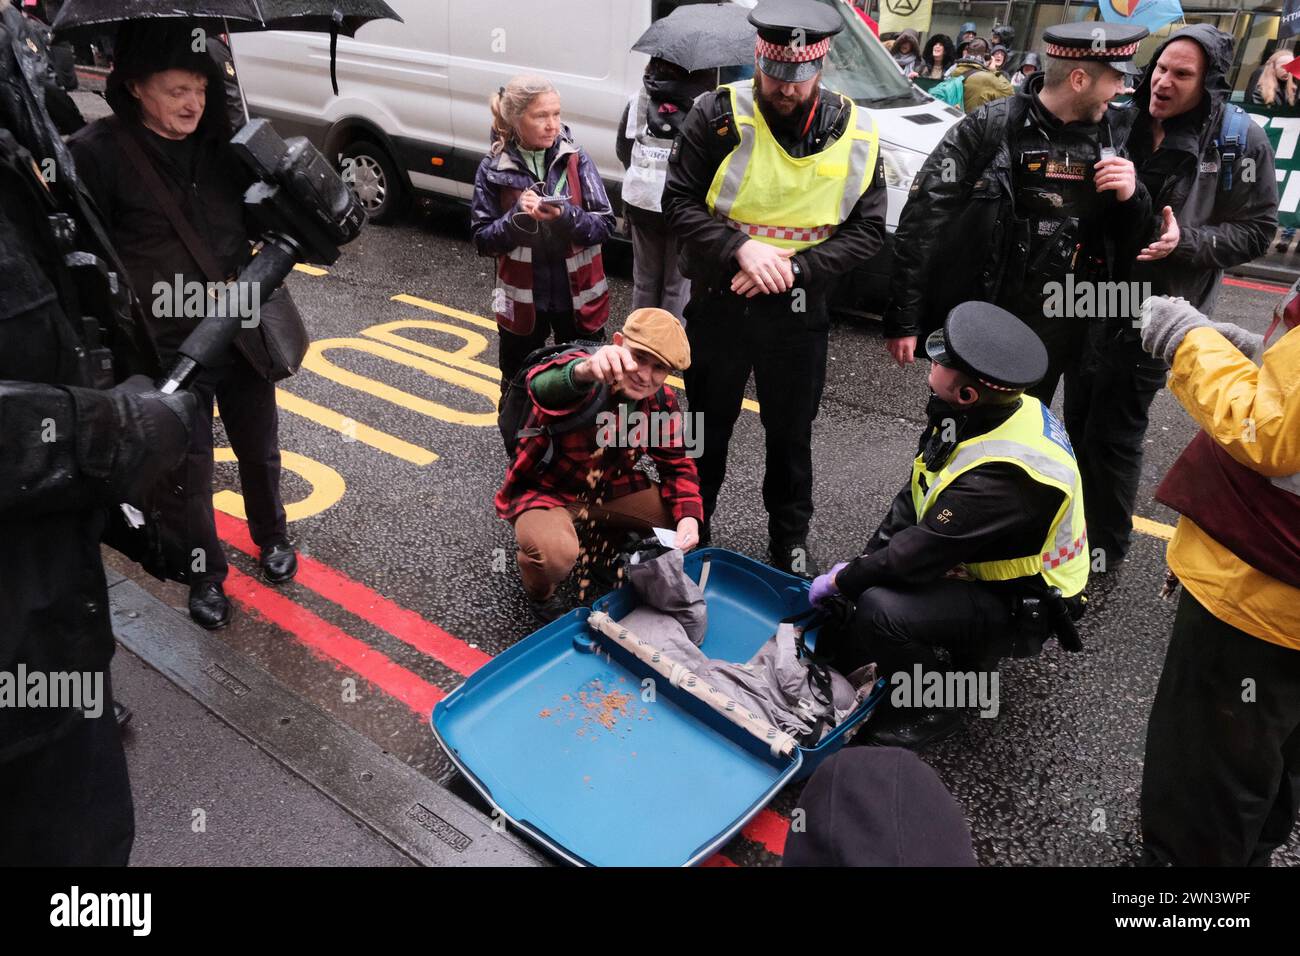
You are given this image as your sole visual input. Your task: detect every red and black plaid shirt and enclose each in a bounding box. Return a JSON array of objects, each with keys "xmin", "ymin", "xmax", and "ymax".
[{"xmin": 495, "ymin": 351, "xmax": 704, "ymax": 523}]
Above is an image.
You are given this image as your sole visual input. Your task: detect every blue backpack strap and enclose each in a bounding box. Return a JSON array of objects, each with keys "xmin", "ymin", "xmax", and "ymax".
[{"xmin": 1215, "ymin": 104, "xmax": 1250, "ymax": 193}]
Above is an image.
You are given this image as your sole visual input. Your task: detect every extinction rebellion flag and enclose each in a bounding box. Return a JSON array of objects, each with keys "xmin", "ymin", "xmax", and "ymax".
[{"xmin": 878, "ymin": 0, "xmax": 932, "ymax": 36}]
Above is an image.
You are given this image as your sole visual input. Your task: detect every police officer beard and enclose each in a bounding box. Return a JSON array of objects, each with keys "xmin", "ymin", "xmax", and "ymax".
[{"xmin": 755, "ymin": 84, "xmax": 816, "ymax": 137}]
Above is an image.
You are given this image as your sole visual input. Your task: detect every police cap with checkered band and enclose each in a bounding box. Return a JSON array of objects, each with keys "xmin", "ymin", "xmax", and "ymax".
[
  {"xmin": 1042, "ymin": 20, "xmax": 1149, "ymax": 77},
  {"xmin": 748, "ymin": 0, "xmax": 844, "ymax": 83}
]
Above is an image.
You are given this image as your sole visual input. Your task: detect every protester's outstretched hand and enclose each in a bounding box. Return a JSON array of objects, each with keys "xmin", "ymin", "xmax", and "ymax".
[
  {"xmin": 1138, "ymin": 206, "xmax": 1180, "ymax": 261},
  {"xmin": 573, "ymin": 345, "xmax": 638, "ymax": 389},
  {"xmin": 675, "ymin": 517, "xmax": 700, "ymax": 551}
]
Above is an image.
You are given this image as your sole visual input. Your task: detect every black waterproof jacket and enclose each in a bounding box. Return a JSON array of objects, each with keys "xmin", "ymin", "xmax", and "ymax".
[
  {"xmin": 67, "ymin": 63, "xmax": 253, "ymax": 368},
  {"xmin": 1120, "ymin": 24, "xmax": 1278, "ymax": 314},
  {"xmin": 883, "ymin": 74, "xmax": 1153, "ymax": 340},
  {"xmin": 0, "ymin": 4, "xmax": 188, "ymax": 762}
]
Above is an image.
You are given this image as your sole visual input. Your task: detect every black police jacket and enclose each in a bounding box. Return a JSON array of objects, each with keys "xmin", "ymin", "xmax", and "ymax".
[
  {"xmin": 662, "ymin": 84, "xmax": 888, "ymax": 293},
  {"xmin": 0, "ymin": 7, "xmax": 188, "ymax": 763},
  {"xmin": 1120, "ymin": 24, "xmax": 1278, "ymax": 314},
  {"xmin": 883, "ymin": 75, "xmax": 1154, "ymax": 340},
  {"xmin": 834, "ymin": 399, "xmax": 1065, "ymax": 601}
]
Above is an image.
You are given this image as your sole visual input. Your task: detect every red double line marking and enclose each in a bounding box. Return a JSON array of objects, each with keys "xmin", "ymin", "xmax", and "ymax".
[
  {"xmin": 215, "ymin": 512, "xmax": 492, "ymax": 676},
  {"xmin": 225, "ymin": 565, "xmax": 446, "ymax": 715},
  {"xmin": 1222, "ymin": 275, "xmax": 1292, "ymax": 294}
]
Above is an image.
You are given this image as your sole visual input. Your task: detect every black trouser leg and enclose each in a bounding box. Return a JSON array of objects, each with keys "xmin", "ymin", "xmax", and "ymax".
[
  {"xmin": 1063, "ymin": 341, "xmax": 1166, "ymax": 565},
  {"xmin": 186, "ymin": 371, "xmax": 228, "ymax": 584},
  {"xmin": 1141, "ymin": 590, "xmax": 1300, "ymax": 866},
  {"xmin": 837, "ymin": 579, "xmax": 1018, "ymax": 681},
  {"xmin": 1023, "ymin": 317, "xmax": 1085, "ymax": 407},
  {"xmin": 681, "ymin": 293, "xmax": 752, "ymax": 524},
  {"xmin": 751, "ymin": 296, "xmax": 829, "ymax": 543},
  {"xmin": 0, "ymin": 672, "xmax": 133, "ymax": 865},
  {"xmin": 216, "ymin": 357, "xmax": 287, "ymax": 551},
  {"xmin": 496, "ymin": 309, "xmax": 604, "ymax": 383}
]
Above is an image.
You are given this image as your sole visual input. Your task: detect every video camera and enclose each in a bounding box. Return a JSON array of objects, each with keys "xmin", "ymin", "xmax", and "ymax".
[{"xmin": 159, "ymin": 119, "xmax": 364, "ymax": 393}]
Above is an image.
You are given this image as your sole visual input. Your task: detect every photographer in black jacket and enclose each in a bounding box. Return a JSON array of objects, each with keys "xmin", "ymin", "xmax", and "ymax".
[{"xmin": 69, "ymin": 19, "xmax": 300, "ymax": 629}]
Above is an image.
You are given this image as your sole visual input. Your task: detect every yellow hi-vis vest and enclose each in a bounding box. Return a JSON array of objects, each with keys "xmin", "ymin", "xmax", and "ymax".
[
  {"xmin": 704, "ymin": 81, "xmax": 879, "ymax": 251},
  {"xmin": 910, "ymin": 396, "xmax": 1090, "ymax": 598}
]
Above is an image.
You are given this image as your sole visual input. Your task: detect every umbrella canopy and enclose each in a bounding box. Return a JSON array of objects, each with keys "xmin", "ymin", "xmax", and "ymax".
[
  {"xmin": 632, "ymin": 2, "xmax": 756, "ymax": 72},
  {"xmin": 50, "ymin": 0, "xmax": 401, "ymax": 39}
]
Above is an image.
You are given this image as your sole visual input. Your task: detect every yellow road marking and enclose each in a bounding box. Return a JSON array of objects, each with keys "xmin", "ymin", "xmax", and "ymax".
[
  {"xmin": 391, "ymin": 293, "xmax": 762, "ymax": 412},
  {"xmin": 274, "ymin": 387, "xmax": 439, "ymax": 465},
  {"xmin": 1133, "ymin": 515, "xmax": 1175, "ymax": 541},
  {"xmin": 361, "ymin": 319, "xmax": 500, "ymax": 382},
  {"xmin": 212, "ymin": 448, "xmax": 346, "ymax": 521},
  {"xmin": 305, "ymin": 337, "xmax": 500, "ymax": 426}
]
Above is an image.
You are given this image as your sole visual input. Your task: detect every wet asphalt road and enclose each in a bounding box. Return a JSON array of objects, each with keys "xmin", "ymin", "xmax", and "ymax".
[
  {"xmin": 103, "ymin": 198, "xmax": 1299, "ymax": 867},
  {"xmin": 68, "ymin": 80, "xmax": 1300, "ymax": 867}
]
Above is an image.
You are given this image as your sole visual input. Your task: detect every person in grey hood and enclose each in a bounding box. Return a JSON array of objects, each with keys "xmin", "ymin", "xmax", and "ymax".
[
  {"xmin": 891, "ymin": 28, "xmax": 921, "ymax": 77},
  {"xmin": 1063, "ymin": 25, "xmax": 1278, "ymax": 572}
]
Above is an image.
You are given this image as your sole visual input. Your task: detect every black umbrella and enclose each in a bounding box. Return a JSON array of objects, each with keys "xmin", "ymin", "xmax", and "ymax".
[
  {"xmin": 632, "ymin": 2, "xmax": 756, "ymax": 72},
  {"xmin": 50, "ymin": 0, "xmax": 400, "ymax": 37},
  {"xmin": 50, "ymin": 0, "xmax": 402, "ymax": 92}
]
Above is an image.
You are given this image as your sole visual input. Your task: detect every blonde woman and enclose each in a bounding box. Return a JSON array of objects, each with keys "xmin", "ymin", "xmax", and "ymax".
[
  {"xmin": 470, "ymin": 75, "xmax": 615, "ymax": 382},
  {"xmin": 1247, "ymin": 51, "xmax": 1297, "ymax": 251},
  {"xmin": 1248, "ymin": 49, "xmax": 1297, "ymax": 107}
]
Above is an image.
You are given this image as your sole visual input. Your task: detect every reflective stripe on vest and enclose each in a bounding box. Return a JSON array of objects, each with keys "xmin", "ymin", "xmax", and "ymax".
[
  {"xmin": 705, "ymin": 81, "xmax": 879, "ymax": 251},
  {"xmin": 909, "ymin": 397, "xmax": 1089, "ymax": 597}
]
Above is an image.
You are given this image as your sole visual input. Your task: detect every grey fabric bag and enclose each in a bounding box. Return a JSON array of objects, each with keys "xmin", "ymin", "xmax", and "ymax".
[{"xmin": 615, "ymin": 550, "xmax": 867, "ymax": 745}]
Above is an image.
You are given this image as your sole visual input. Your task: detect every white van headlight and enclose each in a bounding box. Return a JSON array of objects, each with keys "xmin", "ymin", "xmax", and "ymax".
[{"xmin": 879, "ymin": 144, "xmax": 927, "ymax": 192}]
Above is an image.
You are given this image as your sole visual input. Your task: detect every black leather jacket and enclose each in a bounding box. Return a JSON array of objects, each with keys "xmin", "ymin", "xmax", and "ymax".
[{"xmin": 884, "ymin": 74, "xmax": 1153, "ymax": 340}]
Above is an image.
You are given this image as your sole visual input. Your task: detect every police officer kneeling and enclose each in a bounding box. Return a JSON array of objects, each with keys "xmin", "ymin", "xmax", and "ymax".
[{"xmin": 810, "ymin": 303, "xmax": 1088, "ymax": 749}]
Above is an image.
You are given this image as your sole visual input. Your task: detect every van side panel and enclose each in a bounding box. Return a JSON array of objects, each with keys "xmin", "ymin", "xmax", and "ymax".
[{"xmin": 232, "ymin": 2, "xmax": 452, "ymax": 171}]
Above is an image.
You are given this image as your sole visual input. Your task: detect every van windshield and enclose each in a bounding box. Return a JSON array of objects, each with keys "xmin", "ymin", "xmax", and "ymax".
[{"xmin": 730, "ymin": 0, "xmax": 927, "ymax": 108}]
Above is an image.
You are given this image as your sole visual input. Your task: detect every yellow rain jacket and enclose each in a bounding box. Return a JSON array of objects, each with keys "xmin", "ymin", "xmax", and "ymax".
[{"xmin": 1164, "ymin": 325, "xmax": 1300, "ymax": 649}]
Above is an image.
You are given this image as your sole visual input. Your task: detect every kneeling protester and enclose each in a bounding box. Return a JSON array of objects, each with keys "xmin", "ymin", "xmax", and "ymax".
[{"xmin": 495, "ymin": 308, "xmax": 704, "ymax": 623}]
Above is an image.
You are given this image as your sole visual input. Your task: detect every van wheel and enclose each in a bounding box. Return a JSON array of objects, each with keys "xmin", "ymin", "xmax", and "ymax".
[{"xmin": 340, "ymin": 141, "xmax": 404, "ymax": 224}]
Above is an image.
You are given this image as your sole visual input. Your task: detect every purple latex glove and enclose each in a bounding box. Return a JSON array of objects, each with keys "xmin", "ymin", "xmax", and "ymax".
[{"xmin": 809, "ymin": 562, "xmax": 848, "ymax": 606}]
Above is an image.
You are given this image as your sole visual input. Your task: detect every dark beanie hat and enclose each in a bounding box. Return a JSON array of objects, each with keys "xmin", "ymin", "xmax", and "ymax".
[
  {"xmin": 105, "ymin": 18, "xmax": 226, "ymax": 131},
  {"xmin": 783, "ymin": 747, "xmax": 978, "ymax": 867}
]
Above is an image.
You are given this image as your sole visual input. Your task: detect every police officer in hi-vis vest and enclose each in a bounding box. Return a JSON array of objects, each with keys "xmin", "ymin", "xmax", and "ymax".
[
  {"xmin": 810, "ymin": 302, "xmax": 1089, "ymax": 749},
  {"xmin": 663, "ymin": 0, "xmax": 887, "ymax": 577}
]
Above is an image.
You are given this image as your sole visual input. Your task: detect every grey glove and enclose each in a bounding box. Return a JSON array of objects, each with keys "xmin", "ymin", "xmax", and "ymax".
[{"xmin": 1139, "ymin": 296, "xmax": 1265, "ymax": 364}]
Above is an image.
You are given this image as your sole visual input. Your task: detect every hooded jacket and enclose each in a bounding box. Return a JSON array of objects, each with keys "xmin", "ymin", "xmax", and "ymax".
[
  {"xmin": 949, "ymin": 57, "xmax": 1015, "ymax": 113},
  {"xmin": 1119, "ymin": 25, "xmax": 1278, "ymax": 314},
  {"xmin": 470, "ymin": 125, "xmax": 614, "ymax": 314},
  {"xmin": 892, "ymin": 29, "xmax": 921, "ymax": 75}
]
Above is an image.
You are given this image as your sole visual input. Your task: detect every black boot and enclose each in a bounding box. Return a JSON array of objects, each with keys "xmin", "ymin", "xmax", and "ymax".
[
  {"xmin": 769, "ymin": 539, "xmax": 819, "ymax": 579},
  {"xmin": 864, "ymin": 707, "xmax": 965, "ymax": 750},
  {"xmin": 188, "ymin": 581, "xmax": 232, "ymax": 630},
  {"xmin": 527, "ymin": 591, "xmax": 571, "ymax": 625},
  {"xmin": 260, "ymin": 541, "xmax": 298, "ymax": 585},
  {"xmin": 113, "ymin": 700, "xmax": 132, "ymax": 730}
]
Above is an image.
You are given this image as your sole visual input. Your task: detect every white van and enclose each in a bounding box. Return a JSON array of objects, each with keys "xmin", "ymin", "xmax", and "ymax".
[{"xmin": 231, "ymin": 0, "xmax": 958, "ymax": 294}]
